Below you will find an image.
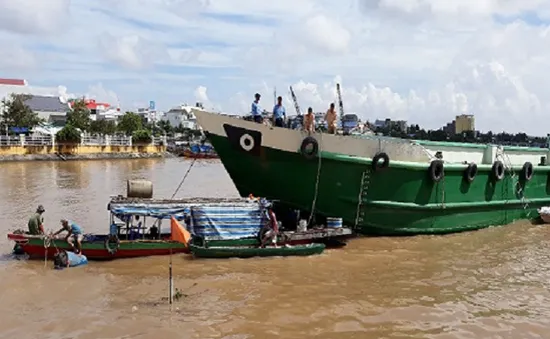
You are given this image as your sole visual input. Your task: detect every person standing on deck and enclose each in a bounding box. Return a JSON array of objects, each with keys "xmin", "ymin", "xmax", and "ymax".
[
  {"xmin": 272, "ymin": 96, "xmax": 286, "ymax": 128},
  {"xmin": 325, "ymin": 103, "xmax": 337, "ymax": 134},
  {"xmin": 28, "ymin": 205, "xmax": 45, "ymax": 235},
  {"xmin": 251, "ymin": 93, "xmax": 263, "ymax": 124},
  {"xmin": 53, "ymin": 219, "xmax": 84, "ymax": 255},
  {"xmin": 303, "ymin": 107, "xmax": 315, "ymax": 133}
]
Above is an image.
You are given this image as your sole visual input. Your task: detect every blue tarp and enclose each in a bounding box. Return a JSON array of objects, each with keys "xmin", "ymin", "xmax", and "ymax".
[
  {"xmin": 190, "ymin": 144, "xmax": 213, "ymax": 153},
  {"xmin": 9, "ymin": 127, "xmax": 29, "ymax": 134},
  {"xmin": 189, "ymin": 204, "xmax": 267, "ymax": 240}
]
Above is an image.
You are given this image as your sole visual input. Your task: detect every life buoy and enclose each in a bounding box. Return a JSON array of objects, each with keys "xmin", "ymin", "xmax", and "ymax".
[
  {"xmin": 463, "ymin": 163, "xmax": 478, "ymax": 183},
  {"xmin": 300, "ymin": 136, "xmax": 319, "ymax": 160},
  {"xmin": 521, "ymin": 161, "xmax": 534, "ymax": 181},
  {"xmin": 239, "ymin": 133, "xmax": 255, "ymax": 152},
  {"xmin": 428, "ymin": 160, "xmax": 444, "ymax": 183},
  {"xmin": 371, "ymin": 152, "xmax": 390, "ymax": 172},
  {"xmin": 104, "ymin": 235, "xmax": 120, "ymax": 255},
  {"xmin": 492, "ymin": 161, "xmax": 505, "ymax": 181}
]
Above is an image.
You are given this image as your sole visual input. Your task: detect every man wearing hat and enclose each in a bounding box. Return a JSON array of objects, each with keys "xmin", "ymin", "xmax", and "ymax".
[
  {"xmin": 27, "ymin": 205, "xmax": 45, "ymax": 235},
  {"xmin": 251, "ymin": 93, "xmax": 263, "ymax": 123}
]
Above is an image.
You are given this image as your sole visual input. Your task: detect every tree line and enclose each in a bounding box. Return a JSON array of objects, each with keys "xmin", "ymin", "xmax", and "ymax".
[
  {"xmin": 3, "ymin": 93, "xmax": 545, "ymax": 147},
  {"xmin": 0, "ymin": 93, "xmax": 201, "ymax": 144},
  {"xmin": 371, "ymin": 123, "xmax": 549, "ymax": 147}
]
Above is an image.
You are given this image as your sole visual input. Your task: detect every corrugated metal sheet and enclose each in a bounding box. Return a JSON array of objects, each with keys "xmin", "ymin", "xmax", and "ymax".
[{"xmin": 25, "ymin": 95, "xmax": 69, "ymax": 113}]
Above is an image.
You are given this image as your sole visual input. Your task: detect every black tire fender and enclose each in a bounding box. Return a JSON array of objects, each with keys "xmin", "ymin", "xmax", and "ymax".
[
  {"xmin": 428, "ymin": 160, "xmax": 444, "ymax": 183},
  {"xmin": 300, "ymin": 136, "xmax": 319, "ymax": 160},
  {"xmin": 522, "ymin": 161, "xmax": 534, "ymax": 181},
  {"xmin": 104, "ymin": 235, "xmax": 120, "ymax": 255},
  {"xmin": 463, "ymin": 163, "xmax": 478, "ymax": 183},
  {"xmin": 492, "ymin": 161, "xmax": 505, "ymax": 181},
  {"xmin": 371, "ymin": 152, "xmax": 390, "ymax": 172}
]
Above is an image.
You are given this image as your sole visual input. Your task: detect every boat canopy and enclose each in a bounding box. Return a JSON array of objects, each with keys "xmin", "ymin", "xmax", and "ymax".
[
  {"xmin": 110, "ymin": 205, "xmax": 191, "ymax": 220},
  {"xmin": 108, "ymin": 197, "xmax": 272, "ymax": 240}
]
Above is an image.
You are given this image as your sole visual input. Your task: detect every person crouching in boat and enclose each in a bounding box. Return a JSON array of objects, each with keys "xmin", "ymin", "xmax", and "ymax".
[
  {"xmin": 53, "ymin": 249, "xmax": 88, "ymax": 270},
  {"xmin": 260, "ymin": 209, "xmax": 279, "ymax": 248},
  {"xmin": 28, "ymin": 204, "xmax": 45, "ymax": 235},
  {"xmin": 53, "ymin": 219, "xmax": 84, "ymax": 255}
]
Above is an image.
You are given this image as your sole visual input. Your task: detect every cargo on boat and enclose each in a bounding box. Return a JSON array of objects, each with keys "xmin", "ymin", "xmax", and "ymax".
[{"xmin": 193, "ymin": 108, "xmax": 550, "ymax": 236}]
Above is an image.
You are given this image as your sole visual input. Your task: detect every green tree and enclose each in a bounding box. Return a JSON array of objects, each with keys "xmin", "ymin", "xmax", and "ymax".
[
  {"xmin": 90, "ymin": 119, "xmax": 117, "ymax": 135},
  {"xmin": 66, "ymin": 98, "xmax": 91, "ymax": 131},
  {"xmin": 156, "ymin": 120, "xmax": 173, "ymax": 135},
  {"xmin": 56, "ymin": 124, "xmax": 81, "ymax": 143},
  {"xmin": 0, "ymin": 93, "xmax": 43, "ymax": 132},
  {"xmin": 117, "ymin": 112, "xmax": 142, "ymax": 135},
  {"xmin": 132, "ymin": 129, "xmax": 152, "ymax": 143}
]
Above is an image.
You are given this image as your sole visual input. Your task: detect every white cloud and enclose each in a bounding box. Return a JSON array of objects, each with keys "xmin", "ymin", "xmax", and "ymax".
[
  {"xmin": 1, "ymin": 0, "xmax": 550, "ymax": 134},
  {"xmin": 0, "ymin": 0, "xmax": 70, "ymax": 35},
  {"xmin": 194, "ymin": 86, "xmax": 209, "ymax": 103}
]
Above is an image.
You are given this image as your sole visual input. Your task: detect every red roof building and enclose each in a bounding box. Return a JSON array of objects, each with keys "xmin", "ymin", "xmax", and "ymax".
[{"xmin": 0, "ymin": 78, "xmax": 26, "ymax": 86}]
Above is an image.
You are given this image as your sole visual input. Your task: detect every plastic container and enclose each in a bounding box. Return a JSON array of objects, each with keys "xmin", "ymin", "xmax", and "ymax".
[
  {"xmin": 326, "ymin": 217, "xmax": 343, "ymax": 228},
  {"xmin": 297, "ymin": 219, "xmax": 308, "ymax": 232}
]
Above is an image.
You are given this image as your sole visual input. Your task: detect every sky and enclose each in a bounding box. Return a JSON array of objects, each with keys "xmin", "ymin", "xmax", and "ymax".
[{"xmin": 1, "ymin": 0, "xmax": 550, "ymax": 135}]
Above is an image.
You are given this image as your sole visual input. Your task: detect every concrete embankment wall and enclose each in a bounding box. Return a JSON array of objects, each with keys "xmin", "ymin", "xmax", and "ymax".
[{"xmin": 0, "ymin": 144, "xmax": 172, "ymax": 162}]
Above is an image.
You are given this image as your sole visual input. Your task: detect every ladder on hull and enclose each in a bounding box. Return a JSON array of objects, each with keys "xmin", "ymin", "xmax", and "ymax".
[{"xmin": 354, "ymin": 168, "xmax": 371, "ymax": 230}]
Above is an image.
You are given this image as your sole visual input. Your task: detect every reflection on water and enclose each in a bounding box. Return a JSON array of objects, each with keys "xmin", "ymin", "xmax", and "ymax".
[{"xmin": 1, "ymin": 158, "xmax": 550, "ymax": 338}]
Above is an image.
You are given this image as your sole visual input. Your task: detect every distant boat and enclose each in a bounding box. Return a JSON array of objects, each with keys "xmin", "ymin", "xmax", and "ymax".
[{"xmin": 181, "ymin": 143, "xmax": 219, "ymax": 159}]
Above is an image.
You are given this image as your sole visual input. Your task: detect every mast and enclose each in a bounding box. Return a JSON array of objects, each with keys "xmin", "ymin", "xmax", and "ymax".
[
  {"xmin": 336, "ymin": 83, "xmax": 344, "ymax": 125},
  {"xmin": 289, "ymin": 86, "xmax": 301, "ymax": 116}
]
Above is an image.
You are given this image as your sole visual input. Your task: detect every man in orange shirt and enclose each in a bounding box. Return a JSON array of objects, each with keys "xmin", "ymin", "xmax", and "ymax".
[
  {"xmin": 303, "ymin": 107, "xmax": 315, "ymax": 133},
  {"xmin": 325, "ymin": 103, "xmax": 337, "ymax": 134}
]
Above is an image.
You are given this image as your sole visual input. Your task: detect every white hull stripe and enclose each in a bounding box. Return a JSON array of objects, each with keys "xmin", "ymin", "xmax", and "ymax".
[{"xmin": 193, "ymin": 110, "xmax": 431, "ymax": 162}]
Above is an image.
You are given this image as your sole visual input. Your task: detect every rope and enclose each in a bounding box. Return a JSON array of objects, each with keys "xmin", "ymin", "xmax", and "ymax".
[
  {"xmin": 171, "ymin": 158, "xmax": 197, "ymax": 199},
  {"xmin": 496, "ymin": 147, "xmax": 531, "ymax": 217},
  {"xmin": 307, "ymin": 133, "xmax": 322, "ymax": 227}
]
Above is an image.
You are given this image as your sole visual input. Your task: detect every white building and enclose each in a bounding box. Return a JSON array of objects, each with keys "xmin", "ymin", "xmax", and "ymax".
[
  {"xmin": 137, "ymin": 107, "xmax": 161, "ymax": 124},
  {"xmin": 162, "ymin": 102, "xmax": 203, "ymax": 129}
]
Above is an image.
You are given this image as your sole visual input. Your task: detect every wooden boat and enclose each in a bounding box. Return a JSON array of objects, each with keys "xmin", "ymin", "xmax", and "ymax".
[
  {"xmin": 8, "ymin": 181, "xmax": 353, "ymax": 260},
  {"xmin": 181, "ymin": 143, "xmax": 219, "ymax": 159},
  {"xmin": 7, "ymin": 233, "xmax": 188, "ymax": 260},
  {"xmin": 182, "ymin": 148, "xmax": 219, "ymax": 159},
  {"xmin": 189, "ymin": 242, "xmax": 326, "ymax": 259}
]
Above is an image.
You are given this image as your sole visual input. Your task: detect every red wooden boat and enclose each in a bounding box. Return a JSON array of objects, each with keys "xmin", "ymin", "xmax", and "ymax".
[{"xmin": 8, "ymin": 232, "xmax": 188, "ymax": 260}]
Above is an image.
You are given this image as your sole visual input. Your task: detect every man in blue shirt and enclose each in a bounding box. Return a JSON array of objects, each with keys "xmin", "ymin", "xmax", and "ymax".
[
  {"xmin": 53, "ymin": 219, "xmax": 84, "ymax": 254},
  {"xmin": 251, "ymin": 93, "xmax": 263, "ymax": 123},
  {"xmin": 272, "ymin": 96, "xmax": 286, "ymax": 128}
]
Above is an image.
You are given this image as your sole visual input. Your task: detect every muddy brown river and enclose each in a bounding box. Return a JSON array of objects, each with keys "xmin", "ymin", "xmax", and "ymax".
[{"xmin": 1, "ymin": 158, "xmax": 549, "ymax": 339}]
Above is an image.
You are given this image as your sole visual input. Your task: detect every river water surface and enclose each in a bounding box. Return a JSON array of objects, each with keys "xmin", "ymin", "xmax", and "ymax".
[{"xmin": 1, "ymin": 158, "xmax": 550, "ymax": 339}]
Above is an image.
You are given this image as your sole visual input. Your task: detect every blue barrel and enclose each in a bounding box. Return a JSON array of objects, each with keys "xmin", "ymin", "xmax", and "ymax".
[
  {"xmin": 109, "ymin": 223, "xmax": 118, "ymax": 236},
  {"xmin": 326, "ymin": 217, "xmax": 343, "ymax": 228}
]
